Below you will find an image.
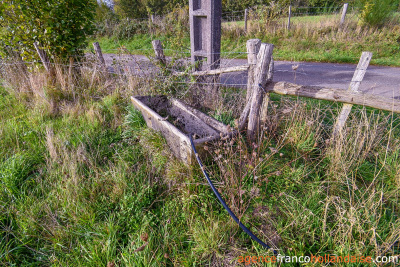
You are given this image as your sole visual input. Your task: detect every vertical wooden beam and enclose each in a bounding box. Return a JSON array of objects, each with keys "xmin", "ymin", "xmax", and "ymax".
[
  {"xmin": 247, "ymin": 43, "xmax": 274, "ymax": 141},
  {"xmin": 340, "ymin": 3, "xmax": 348, "ymax": 25},
  {"xmin": 244, "ymin": 8, "xmax": 249, "ymax": 33},
  {"xmin": 287, "ymin": 5, "xmax": 292, "ymax": 30},
  {"xmin": 33, "ymin": 42, "xmax": 51, "ymax": 73},
  {"xmin": 246, "ymin": 39, "xmax": 261, "ymax": 102},
  {"xmin": 152, "ymin": 40, "xmax": 166, "ymax": 66},
  {"xmin": 333, "ymin": 51, "xmax": 373, "ymax": 137}
]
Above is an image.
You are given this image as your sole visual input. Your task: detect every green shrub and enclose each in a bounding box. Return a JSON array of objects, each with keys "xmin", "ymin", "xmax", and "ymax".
[
  {"xmin": 114, "ymin": 19, "xmax": 149, "ymax": 39},
  {"xmin": 0, "ymin": 0, "xmax": 96, "ymax": 61},
  {"xmin": 356, "ymin": 0, "xmax": 397, "ymax": 26}
]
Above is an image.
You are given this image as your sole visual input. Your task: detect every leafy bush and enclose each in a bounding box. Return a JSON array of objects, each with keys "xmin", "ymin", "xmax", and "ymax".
[
  {"xmin": 355, "ymin": 0, "xmax": 397, "ymax": 26},
  {"xmin": 0, "ymin": 0, "xmax": 96, "ymax": 61}
]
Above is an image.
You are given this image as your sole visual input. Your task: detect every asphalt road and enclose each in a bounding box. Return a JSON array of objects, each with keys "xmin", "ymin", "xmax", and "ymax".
[{"xmin": 103, "ymin": 54, "xmax": 400, "ymax": 99}]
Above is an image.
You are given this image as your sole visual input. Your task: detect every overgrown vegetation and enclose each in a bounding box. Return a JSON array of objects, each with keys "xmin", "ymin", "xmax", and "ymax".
[{"xmin": 0, "ymin": 48, "xmax": 399, "ymax": 265}]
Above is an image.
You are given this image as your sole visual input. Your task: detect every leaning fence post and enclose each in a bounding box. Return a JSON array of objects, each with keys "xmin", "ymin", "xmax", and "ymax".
[
  {"xmin": 244, "ymin": 9, "xmax": 249, "ymax": 33},
  {"xmin": 333, "ymin": 51, "xmax": 372, "ymax": 137},
  {"xmin": 93, "ymin": 42, "xmax": 107, "ymax": 71},
  {"xmin": 246, "ymin": 39, "xmax": 261, "ymax": 102},
  {"xmin": 33, "ymin": 42, "xmax": 51, "ymax": 73},
  {"xmin": 287, "ymin": 5, "xmax": 292, "ymax": 30},
  {"xmin": 247, "ymin": 43, "xmax": 274, "ymax": 141},
  {"xmin": 340, "ymin": 3, "xmax": 348, "ymax": 25},
  {"xmin": 152, "ymin": 40, "xmax": 166, "ymax": 66}
]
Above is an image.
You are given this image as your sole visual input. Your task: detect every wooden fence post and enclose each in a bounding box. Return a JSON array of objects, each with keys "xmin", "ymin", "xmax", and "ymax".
[
  {"xmin": 244, "ymin": 9, "xmax": 249, "ymax": 33},
  {"xmin": 152, "ymin": 40, "xmax": 166, "ymax": 66},
  {"xmin": 287, "ymin": 5, "xmax": 292, "ymax": 30},
  {"xmin": 93, "ymin": 42, "xmax": 107, "ymax": 72},
  {"xmin": 340, "ymin": 3, "xmax": 348, "ymax": 25},
  {"xmin": 246, "ymin": 39, "xmax": 261, "ymax": 102},
  {"xmin": 237, "ymin": 39, "xmax": 261, "ymax": 131},
  {"xmin": 260, "ymin": 57, "xmax": 274, "ymax": 125},
  {"xmin": 33, "ymin": 42, "xmax": 51, "ymax": 73},
  {"xmin": 333, "ymin": 51, "xmax": 372, "ymax": 137},
  {"xmin": 247, "ymin": 43, "xmax": 274, "ymax": 141}
]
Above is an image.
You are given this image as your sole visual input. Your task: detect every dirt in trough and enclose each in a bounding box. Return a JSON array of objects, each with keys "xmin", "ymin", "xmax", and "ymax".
[{"xmin": 140, "ymin": 96, "xmax": 219, "ymax": 139}]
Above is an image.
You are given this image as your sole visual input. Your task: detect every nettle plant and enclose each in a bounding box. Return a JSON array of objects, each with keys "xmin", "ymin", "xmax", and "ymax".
[{"xmin": 0, "ymin": 0, "xmax": 96, "ymax": 61}]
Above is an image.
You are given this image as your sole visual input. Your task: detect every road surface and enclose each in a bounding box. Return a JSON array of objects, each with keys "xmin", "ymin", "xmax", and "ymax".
[{"xmin": 102, "ymin": 54, "xmax": 400, "ymax": 99}]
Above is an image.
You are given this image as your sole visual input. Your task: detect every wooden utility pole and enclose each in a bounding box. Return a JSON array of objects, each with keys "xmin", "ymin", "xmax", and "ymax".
[{"xmin": 287, "ymin": 5, "xmax": 292, "ymax": 30}]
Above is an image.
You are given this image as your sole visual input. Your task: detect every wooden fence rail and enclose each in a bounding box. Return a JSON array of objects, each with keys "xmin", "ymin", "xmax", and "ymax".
[{"xmin": 266, "ymin": 82, "xmax": 400, "ymax": 114}]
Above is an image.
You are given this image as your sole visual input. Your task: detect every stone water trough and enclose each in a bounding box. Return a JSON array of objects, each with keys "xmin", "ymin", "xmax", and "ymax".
[{"xmin": 131, "ymin": 95, "xmax": 231, "ymax": 165}]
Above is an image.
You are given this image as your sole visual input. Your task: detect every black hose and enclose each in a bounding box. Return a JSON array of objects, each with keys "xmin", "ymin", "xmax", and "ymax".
[{"xmin": 189, "ymin": 135, "xmax": 277, "ymax": 254}]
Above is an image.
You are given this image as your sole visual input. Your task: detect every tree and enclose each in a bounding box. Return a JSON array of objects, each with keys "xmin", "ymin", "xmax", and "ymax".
[
  {"xmin": 140, "ymin": 0, "xmax": 167, "ymax": 15},
  {"xmin": 113, "ymin": 0, "xmax": 146, "ymax": 18},
  {"xmin": 0, "ymin": 0, "xmax": 96, "ymax": 61},
  {"xmin": 95, "ymin": 0, "xmax": 118, "ymax": 22}
]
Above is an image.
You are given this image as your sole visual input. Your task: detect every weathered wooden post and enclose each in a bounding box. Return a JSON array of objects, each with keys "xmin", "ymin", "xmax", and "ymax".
[
  {"xmin": 34, "ymin": 42, "xmax": 52, "ymax": 74},
  {"xmin": 333, "ymin": 51, "xmax": 372, "ymax": 137},
  {"xmin": 260, "ymin": 57, "xmax": 274, "ymax": 125},
  {"xmin": 244, "ymin": 8, "xmax": 249, "ymax": 33},
  {"xmin": 246, "ymin": 39, "xmax": 261, "ymax": 102},
  {"xmin": 287, "ymin": 5, "xmax": 292, "ymax": 30},
  {"xmin": 238, "ymin": 40, "xmax": 273, "ymax": 131},
  {"xmin": 189, "ymin": 0, "xmax": 222, "ymax": 108},
  {"xmin": 152, "ymin": 40, "xmax": 166, "ymax": 66},
  {"xmin": 93, "ymin": 42, "xmax": 107, "ymax": 73},
  {"xmin": 340, "ymin": 3, "xmax": 348, "ymax": 25},
  {"xmin": 247, "ymin": 43, "xmax": 274, "ymax": 141}
]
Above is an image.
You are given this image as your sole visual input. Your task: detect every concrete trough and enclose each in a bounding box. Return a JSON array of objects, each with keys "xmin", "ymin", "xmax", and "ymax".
[{"xmin": 131, "ymin": 95, "xmax": 231, "ymax": 165}]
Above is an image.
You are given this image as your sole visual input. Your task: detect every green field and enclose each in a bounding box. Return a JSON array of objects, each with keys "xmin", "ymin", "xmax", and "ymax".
[{"xmin": 1, "ymin": 62, "xmax": 400, "ymax": 264}]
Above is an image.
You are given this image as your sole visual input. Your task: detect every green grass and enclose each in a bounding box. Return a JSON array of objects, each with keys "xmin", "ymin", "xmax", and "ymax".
[
  {"xmin": 290, "ymin": 13, "xmax": 341, "ymax": 23},
  {"xmin": 1, "ymin": 66, "xmax": 400, "ymax": 266}
]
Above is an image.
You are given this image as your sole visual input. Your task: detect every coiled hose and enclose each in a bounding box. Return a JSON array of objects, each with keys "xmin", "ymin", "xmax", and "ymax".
[{"xmin": 189, "ymin": 135, "xmax": 277, "ymax": 254}]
